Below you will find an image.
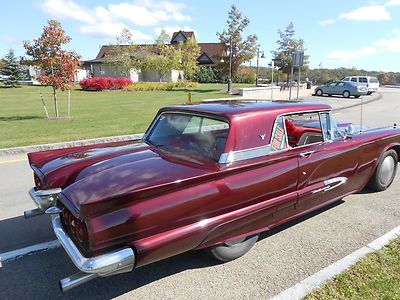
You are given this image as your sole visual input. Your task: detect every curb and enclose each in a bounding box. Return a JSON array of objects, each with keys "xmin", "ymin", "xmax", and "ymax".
[
  {"xmin": 0, "ymin": 133, "xmax": 144, "ymax": 156},
  {"xmin": 271, "ymin": 224, "xmax": 400, "ymax": 300}
]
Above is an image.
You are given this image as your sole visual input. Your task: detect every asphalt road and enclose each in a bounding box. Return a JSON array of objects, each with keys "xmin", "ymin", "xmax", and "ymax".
[{"xmin": 1, "ymin": 88, "xmax": 400, "ymax": 299}]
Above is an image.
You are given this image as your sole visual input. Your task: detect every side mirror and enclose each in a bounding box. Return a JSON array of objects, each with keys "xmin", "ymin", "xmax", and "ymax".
[{"xmin": 345, "ymin": 124, "xmax": 355, "ymax": 137}]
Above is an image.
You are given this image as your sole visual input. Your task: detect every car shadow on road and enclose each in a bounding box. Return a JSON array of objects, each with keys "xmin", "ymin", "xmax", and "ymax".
[{"xmin": 0, "ymin": 200, "xmax": 346, "ymax": 299}]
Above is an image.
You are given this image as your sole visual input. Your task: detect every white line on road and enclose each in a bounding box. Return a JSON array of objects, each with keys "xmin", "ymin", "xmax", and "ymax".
[
  {"xmin": 0, "ymin": 240, "xmax": 60, "ymax": 264},
  {"xmin": 271, "ymin": 224, "xmax": 400, "ymax": 300}
]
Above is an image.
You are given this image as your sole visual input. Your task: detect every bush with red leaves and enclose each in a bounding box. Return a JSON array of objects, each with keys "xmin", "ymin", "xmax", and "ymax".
[{"xmin": 80, "ymin": 77, "xmax": 132, "ymax": 91}]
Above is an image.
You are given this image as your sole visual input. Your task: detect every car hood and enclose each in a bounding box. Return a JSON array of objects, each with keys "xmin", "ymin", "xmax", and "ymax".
[{"xmin": 58, "ymin": 147, "xmax": 219, "ymax": 218}]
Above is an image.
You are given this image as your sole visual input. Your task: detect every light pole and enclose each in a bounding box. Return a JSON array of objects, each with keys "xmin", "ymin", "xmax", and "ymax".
[
  {"xmin": 255, "ymin": 48, "xmax": 265, "ymax": 86},
  {"xmin": 270, "ymin": 60, "xmax": 275, "ymax": 99},
  {"xmin": 227, "ymin": 37, "xmax": 233, "ymax": 94}
]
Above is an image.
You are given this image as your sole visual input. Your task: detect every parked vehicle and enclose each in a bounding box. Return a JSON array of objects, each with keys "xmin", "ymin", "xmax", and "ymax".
[
  {"xmin": 341, "ymin": 76, "xmax": 380, "ymax": 95},
  {"xmin": 314, "ymin": 81, "xmax": 368, "ymax": 98},
  {"xmin": 24, "ymin": 100, "xmax": 400, "ymax": 291}
]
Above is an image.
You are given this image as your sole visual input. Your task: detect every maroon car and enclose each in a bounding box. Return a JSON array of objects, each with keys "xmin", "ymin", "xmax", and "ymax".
[{"xmin": 24, "ymin": 100, "xmax": 399, "ymax": 291}]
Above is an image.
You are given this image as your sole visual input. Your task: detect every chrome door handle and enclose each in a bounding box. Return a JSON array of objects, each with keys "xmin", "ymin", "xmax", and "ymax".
[{"xmin": 299, "ymin": 150, "xmax": 315, "ymax": 158}]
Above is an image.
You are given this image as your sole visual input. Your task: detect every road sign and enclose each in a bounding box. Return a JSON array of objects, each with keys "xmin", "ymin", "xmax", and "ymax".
[{"xmin": 292, "ymin": 51, "xmax": 304, "ymax": 67}]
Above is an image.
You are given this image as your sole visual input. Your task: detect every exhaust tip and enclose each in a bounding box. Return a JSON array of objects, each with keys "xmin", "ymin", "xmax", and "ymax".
[
  {"xmin": 24, "ymin": 208, "xmax": 44, "ymax": 219},
  {"xmin": 59, "ymin": 272, "xmax": 98, "ymax": 292}
]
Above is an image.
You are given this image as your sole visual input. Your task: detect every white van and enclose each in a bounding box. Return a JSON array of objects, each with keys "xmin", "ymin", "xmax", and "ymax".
[{"xmin": 341, "ymin": 76, "xmax": 379, "ymax": 94}]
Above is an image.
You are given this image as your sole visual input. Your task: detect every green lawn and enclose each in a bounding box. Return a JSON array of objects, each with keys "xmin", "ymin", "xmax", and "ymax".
[
  {"xmin": 306, "ymin": 237, "xmax": 400, "ymax": 300},
  {"xmin": 0, "ymin": 83, "xmax": 251, "ymax": 148}
]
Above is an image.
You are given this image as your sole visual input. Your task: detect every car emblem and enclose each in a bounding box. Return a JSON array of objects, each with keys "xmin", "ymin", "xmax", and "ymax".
[{"xmin": 259, "ymin": 134, "xmax": 266, "ymax": 140}]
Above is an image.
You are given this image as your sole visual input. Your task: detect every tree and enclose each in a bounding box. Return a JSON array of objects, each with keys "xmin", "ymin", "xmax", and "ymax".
[
  {"xmin": 217, "ymin": 5, "xmax": 258, "ymax": 81},
  {"xmin": 23, "ymin": 20, "xmax": 81, "ymax": 118},
  {"xmin": 105, "ymin": 28, "xmax": 143, "ymax": 77},
  {"xmin": 272, "ymin": 22, "xmax": 308, "ymax": 83},
  {"xmin": 141, "ymin": 30, "xmax": 180, "ymax": 82},
  {"xmin": 0, "ymin": 49, "xmax": 25, "ymax": 87},
  {"xmin": 179, "ymin": 36, "xmax": 201, "ymax": 80},
  {"xmin": 377, "ymin": 73, "xmax": 390, "ymax": 85}
]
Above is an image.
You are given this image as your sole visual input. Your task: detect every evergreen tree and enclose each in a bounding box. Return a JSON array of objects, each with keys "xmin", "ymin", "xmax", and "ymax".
[{"xmin": 0, "ymin": 49, "xmax": 24, "ymax": 87}]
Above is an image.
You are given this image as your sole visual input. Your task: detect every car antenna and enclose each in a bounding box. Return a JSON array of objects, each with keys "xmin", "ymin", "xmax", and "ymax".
[{"xmin": 359, "ymin": 96, "xmax": 363, "ymax": 133}]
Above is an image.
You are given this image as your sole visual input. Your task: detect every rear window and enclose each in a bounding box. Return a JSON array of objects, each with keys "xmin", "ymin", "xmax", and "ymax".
[
  {"xmin": 146, "ymin": 113, "xmax": 229, "ymax": 161},
  {"xmin": 370, "ymin": 77, "xmax": 379, "ymax": 83}
]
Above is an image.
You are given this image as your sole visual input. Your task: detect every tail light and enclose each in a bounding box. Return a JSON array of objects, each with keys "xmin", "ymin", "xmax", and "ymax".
[{"xmin": 62, "ymin": 208, "xmax": 89, "ymax": 247}]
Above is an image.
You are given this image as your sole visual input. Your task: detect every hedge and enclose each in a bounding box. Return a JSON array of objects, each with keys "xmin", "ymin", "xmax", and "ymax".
[
  {"xmin": 123, "ymin": 81, "xmax": 199, "ymax": 91},
  {"xmin": 80, "ymin": 77, "xmax": 132, "ymax": 91}
]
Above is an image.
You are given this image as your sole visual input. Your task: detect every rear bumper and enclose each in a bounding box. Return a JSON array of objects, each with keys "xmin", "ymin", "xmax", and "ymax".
[
  {"xmin": 51, "ymin": 214, "xmax": 135, "ymax": 290},
  {"xmin": 52, "ymin": 215, "xmax": 135, "ymax": 275}
]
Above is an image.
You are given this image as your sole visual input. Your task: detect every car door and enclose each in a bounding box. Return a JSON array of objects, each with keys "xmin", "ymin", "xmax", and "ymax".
[
  {"xmin": 286, "ymin": 111, "xmax": 359, "ymax": 212},
  {"xmin": 324, "ymin": 82, "xmax": 337, "ymax": 94}
]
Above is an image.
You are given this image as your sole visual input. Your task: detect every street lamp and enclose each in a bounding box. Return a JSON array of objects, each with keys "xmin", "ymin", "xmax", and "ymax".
[
  {"xmin": 227, "ymin": 37, "xmax": 233, "ymax": 94},
  {"xmin": 256, "ymin": 48, "xmax": 265, "ymax": 86}
]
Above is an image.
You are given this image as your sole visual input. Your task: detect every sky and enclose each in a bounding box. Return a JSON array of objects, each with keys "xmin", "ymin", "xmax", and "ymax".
[{"xmin": 1, "ymin": 0, "xmax": 400, "ymax": 71}]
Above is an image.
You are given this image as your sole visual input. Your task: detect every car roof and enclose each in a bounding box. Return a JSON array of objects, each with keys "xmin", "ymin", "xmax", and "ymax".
[{"xmin": 161, "ymin": 100, "xmax": 331, "ymax": 120}]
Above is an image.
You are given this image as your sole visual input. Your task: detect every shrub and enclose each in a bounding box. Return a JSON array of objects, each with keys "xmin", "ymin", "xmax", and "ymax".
[
  {"xmin": 190, "ymin": 67, "xmax": 221, "ymax": 83},
  {"xmin": 80, "ymin": 77, "xmax": 132, "ymax": 91},
  {"xmin": 123, "ymin": 81, "xmax": 199, "ymax": 92}
]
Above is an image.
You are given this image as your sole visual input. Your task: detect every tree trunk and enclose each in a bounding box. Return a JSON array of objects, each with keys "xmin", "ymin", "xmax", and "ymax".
[{"xmin": 52, "ymin": 85, "xmax": 59, "ymax": 118}]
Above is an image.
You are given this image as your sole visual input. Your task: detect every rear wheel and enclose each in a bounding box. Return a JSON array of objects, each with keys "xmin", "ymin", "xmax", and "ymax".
[
  {"xmin": 367, "ymin": 91, "xmax": 372, "ymax": 95},
  {"xmin": 342, "ymin": 90, "xmax": 350, "ymax": 98},
  {"xmin": 207, "ymin": 234, "xmax": 259, "ymax": 262},
  {"xmin": 315, "ymin": 89, "xmax": 323, "ymax": 96},
  {"xmin": 368, "ymin": 149, "xmax": 398, "ymax": 191}
]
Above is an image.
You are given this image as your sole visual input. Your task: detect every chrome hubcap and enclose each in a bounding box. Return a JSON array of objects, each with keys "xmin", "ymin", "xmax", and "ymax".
[
  {"xmin": 225, "ymin": 237, "xmax": 246, "ymax": 246},
  {"xmin": 380, "ymin": 156, "xmax": 395, "ymax": 185}
]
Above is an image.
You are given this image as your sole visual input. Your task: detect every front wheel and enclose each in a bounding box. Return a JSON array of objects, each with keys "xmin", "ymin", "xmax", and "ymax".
[
  {"xmin": 368, "ymin": 149, "xmax": 398, "ymax": 191},
  {"xmin": 315, "ymin": 89, "xmax": 323, "ymax": 96},
  {"xmin": 206, "ymin": 234, "xmax": 259, "ymax": 262},
  {"xmin": 342, "ymin": 90, "xmax": 350, "ymax": 98}
]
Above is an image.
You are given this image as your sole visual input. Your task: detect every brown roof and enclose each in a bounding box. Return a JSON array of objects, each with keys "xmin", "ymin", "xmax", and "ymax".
[
  {"xmin": 171, "ymin": 31, "xmax": 195, "ymax": 42},
  {"xmin": 84, "ymin": 41, "xmax": 225, "ymax": 67}
]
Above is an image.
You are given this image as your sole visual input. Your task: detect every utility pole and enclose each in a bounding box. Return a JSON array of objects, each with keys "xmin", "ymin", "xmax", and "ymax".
[
  {"xmin": 256, "ymin": 48, "xmax": 264, "ymax": 86},
  {"xmin": 227, "ymin": 36, "xmax": 233, "ymax": 94}
]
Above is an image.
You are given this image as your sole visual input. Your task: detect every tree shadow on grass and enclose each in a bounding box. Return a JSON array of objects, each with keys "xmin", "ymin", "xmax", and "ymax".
[{"xmin": 0, "ymin": 115, "xmax": 45, "ymax": 121}]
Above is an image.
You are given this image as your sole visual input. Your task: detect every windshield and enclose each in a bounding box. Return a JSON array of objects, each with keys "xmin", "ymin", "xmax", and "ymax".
[{"xmin": 146, "ymin": 112, "xmax": 229, "ymax": 161}]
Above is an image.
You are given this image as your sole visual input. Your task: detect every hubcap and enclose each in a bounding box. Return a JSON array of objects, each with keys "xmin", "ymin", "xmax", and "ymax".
[
  {"xmin": 344, "ymin": 92, "xmax": 349, "ymax": 98},
  {"xmin": 380, "ymin": 156, "xmax": 395, "ymax": 185}
]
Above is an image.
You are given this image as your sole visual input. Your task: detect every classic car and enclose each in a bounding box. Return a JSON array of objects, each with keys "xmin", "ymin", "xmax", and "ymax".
[
  {"xmin": 314, "ymin": 81, "xmax": 368, "ymax": 98},
  {"xmin": 24, "ymin": 100, "xmax": 400, "ymax": 291}
]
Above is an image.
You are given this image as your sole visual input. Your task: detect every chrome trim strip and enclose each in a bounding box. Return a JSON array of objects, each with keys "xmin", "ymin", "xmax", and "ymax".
[
  {"xmin": 51, "ymin": 215, "xmax": 135, "ymax": 276},
  {"xmin": 28, "ymin": 187, "xmax": 62, "ymax": 210},
  {"xmin": 219, "ymin": 145, "xmax": 272, "ymax": 164},
  {"xmin": 311, "ymin": 177, "xmax": 348, "ymax": 194}
]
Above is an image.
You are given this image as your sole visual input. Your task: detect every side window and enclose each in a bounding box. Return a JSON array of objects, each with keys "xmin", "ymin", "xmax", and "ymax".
[
  {"xmin": 359, "ymin": 77, "xmax": 368, "ymax": 83},
  {"xmin": 270, "ymin": 116, "xmax": 288, "ymax": 152},
  {"xmin": 337, "ymin": 82, "xmax": 345, "ymax": 87},
  {"xmin": 342, "ymin": 77, "xmax": 349, "ymax": 81},
  {"xmin": 351, "ymin": 78, "xmax": 358, "ymax": 82},
  {"xmin": 320, "ymin": 113, "xmax": 332, "ymax": 140},
  {"xmin": 284, "ymin": 113, "xmax": 324, "ymax": 147}
]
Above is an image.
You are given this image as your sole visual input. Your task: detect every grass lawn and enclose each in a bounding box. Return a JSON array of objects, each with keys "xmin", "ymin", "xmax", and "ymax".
[
  {"xmin": 0, "ymin": 83, "xmax": 252, "ymax": 148},
  {"xmin": 306, "ymin": 237, "xmax": 400, "ymax": 299}
]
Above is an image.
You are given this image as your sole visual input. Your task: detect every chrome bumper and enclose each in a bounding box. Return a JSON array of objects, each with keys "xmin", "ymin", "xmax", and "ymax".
[
  {"xmin": 51, "ymin": 215, "xmax": 135, "ymax": 291},
  {"xmin": 24, "ymin": 187, "xmax": 62, "ymax": 218}
]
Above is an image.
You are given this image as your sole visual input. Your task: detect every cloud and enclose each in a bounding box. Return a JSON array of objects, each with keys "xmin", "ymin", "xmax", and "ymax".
[
  {"xmin": 80, "ymin": 22, "xmax": 153, "ymax": 41},
  {"xmin": 338, "ymin": 5, "xmax": 391, "ymax": 21},
  {"xmin": 41, "ymin": 0, "xmax": 96, "ymax": 24},
  {"xmin": 154, "ymin": 26, "xmax": 198, "ymax": 38},
  {"xmin": 318, "ymin": 19, "xmax": 336, "ymax": 26},
  {"xmin": 326, "ymin": 46, "xmax": 377, "ymax": 62},
  {"xmin": 386, "ymin": 0, "xmax": 400, "ymax": 6},
  {"xmin": 374, "ymin": 36, "xmax": 400, "ymax": 53},
  {"xmin": 40, "ymin": 0, "xmax": 192, "ymax": 40},
  {"xmin": 1, "ymin": 35, "xmax": 16, "ymax": 42},
  {"xmin": 319, "ymin": 3, "xmax": 396, "ymax": 25}
]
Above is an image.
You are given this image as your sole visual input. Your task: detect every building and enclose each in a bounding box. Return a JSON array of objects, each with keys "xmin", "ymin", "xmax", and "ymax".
[{"xmin": 83, "ymin": 31, "xmax": 224, "ymax": 82}]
